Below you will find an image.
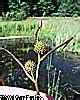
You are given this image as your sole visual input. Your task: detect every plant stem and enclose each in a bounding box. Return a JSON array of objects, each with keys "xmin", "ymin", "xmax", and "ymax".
[
  {"xmin": 36, "ymin": 53, "xmax": 40, "ymax": 81},
  {"xmin": 34, "ymin": 20, "xmax": 42, "ymax": 42},
  {"xmin": 47, "ymin": 55, "xmax": 51, "ymax": 95},
  {"xmin": 51, "ymin": 68, "xmax": 56, "ymax": 96},
  {"xmin": 35, "ymin": 53, "xmax": 40, "ymax": 94},
  {"xmin": 69, "ymin": 88, "xmax": 80, "ymax": 94},
  {"xmin": 0, "ymin": 36, "xmax": 29, "ymax": 40},
  {"xmin": 35, "ymin": 81, "xmax": 39, "ymax": 95},
  {"xmin": 55, "ymin": 71, "xmax": 61, "ymax": 100},
  {"xmin": 40, "ymin": 37, "xmax": 73, "ymax": 62},
  {"xmin": 0, "ymin": 47, "xmax": 36, "ymax": 83},
  {"xmin": 31, "ymin": 71, "xmax": 34, "ymax": 80}
]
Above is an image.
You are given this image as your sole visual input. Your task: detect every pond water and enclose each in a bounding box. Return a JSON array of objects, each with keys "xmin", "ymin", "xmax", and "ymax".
[
  {"xmin": 39, "ymin": 51, "xmax": 80, "ymax": 100},
  {"xmin": 0, "ymin": 39, "xmax": 80, "ymax": 100},
  {"xmin": 52, "ymin": 52, "xmax": 80, "ymax": 86}
]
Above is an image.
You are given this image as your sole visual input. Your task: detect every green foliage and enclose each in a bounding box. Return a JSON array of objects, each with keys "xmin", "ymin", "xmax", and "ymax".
[
  {"xmin": 4, "ymin": 2, "xmax": 31, "ymax": 21},
  {"xmin": 0, "ymin": 0, "xmax": 80, "ymax": 18},
  {"xmin": 57, "ymin": 3, "xmax": 78, "ymax": 17},
  {"xmin": 33, "ymin": 2, "xmax": 55, "ymax": 16},
  {"xmin": 0, "ymin": 19, "xmax": 38, "ymax": 36},
  {"xmin": 1, "ymin": 1, "xmax": 79, "ymax": 19}
]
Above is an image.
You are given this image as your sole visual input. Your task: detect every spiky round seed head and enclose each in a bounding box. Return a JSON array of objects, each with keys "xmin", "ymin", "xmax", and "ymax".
[
  {"xmin": 34, "ymin": 41, "xmax": 46, "ymax": 54},
  {"xmin": 24, "ymin": 60, "xmax": 36, "ymax": 73}
]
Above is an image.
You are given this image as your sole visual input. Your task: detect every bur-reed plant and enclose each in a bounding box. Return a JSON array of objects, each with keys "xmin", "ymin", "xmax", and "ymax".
[{"xmin": 0, "ymin": 20, "xmax": 73, "ymax": 97}]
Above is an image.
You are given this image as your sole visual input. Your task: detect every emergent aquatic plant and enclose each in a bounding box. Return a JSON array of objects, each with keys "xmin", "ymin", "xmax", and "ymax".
[{"xmin": 0, "ymin": 22, "xmax": 73, "ymax": 96}]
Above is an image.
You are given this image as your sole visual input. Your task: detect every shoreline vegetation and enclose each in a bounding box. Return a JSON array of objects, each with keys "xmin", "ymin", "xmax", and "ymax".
[{"xmin": 0, "ymin": 17, "xmax": 80, "ymax": 54}]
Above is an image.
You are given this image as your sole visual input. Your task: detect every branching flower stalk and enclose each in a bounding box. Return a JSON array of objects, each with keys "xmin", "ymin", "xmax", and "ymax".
[
  {"xmin": 0, "ymin": 36, "xmax": 73, "ymax": 95},
  {"xmin": 0, "ymin": 19, "xmax": 74, "ymax": 95}
]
